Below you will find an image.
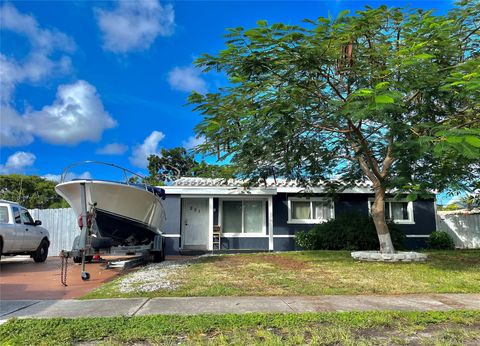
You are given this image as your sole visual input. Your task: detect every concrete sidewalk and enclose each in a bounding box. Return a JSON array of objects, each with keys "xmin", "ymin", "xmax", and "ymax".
[{"xmin": 1, "ymin": 294, "xmax": 479, "ymax": 321}]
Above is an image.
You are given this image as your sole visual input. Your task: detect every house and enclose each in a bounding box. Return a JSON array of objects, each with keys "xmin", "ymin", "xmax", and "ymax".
[{"xmin": 160, "ymin": 177, "xmax": 437, "ymax": 255}]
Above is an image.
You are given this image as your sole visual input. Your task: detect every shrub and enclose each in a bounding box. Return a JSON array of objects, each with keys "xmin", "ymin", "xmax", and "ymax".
[
  {"xmin": 295, "ymin": 213, "xmax": 405, "ymax": 251},
  {"xmin": 427, "ymin": 231, "xmax": 455, "ymax": 250}
]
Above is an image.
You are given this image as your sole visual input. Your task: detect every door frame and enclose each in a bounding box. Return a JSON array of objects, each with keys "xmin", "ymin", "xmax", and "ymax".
[{"xmin": 181, "ymin": 197, "xmax": 213, "ymax": 250}]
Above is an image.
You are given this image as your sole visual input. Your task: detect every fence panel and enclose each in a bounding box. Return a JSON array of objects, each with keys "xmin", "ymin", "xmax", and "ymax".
[
  {"xmin": 436, "ymin": 213, "xmax": 480, "ymax": 249},
  {"xmin": 29, "ymin": 208, "xmax": 78, "ymax": 256}
]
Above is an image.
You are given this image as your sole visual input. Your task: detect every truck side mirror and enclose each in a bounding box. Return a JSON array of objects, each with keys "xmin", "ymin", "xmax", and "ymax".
[{"xmin": 34, "ymin": 220, "xmax": 42, "ymax": 226}]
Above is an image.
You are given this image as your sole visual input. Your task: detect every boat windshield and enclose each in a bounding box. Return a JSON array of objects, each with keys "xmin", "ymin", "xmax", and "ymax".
[{"xmin": 60, "ymin": 161, "xmax": 166, "ymax": 200}]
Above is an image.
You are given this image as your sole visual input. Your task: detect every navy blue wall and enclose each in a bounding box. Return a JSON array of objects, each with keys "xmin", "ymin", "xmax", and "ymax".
[
  {"xmin": 162, "ymin": 194, "xmax": 181, "ymax": 255},
  {"xmin": 165, "ymin": 237, "xmax": 180, "ymax": 254},
  {"xmin": 162, "ymin": 194, "xmax": 181, "ymax": 235},
  {"xmin": 220, "ymin": 237, "xmax": 269, "ymax": 250},
  {"xmin": 163, "ymin": 193, "xmax": 436, "ymax": 254}
]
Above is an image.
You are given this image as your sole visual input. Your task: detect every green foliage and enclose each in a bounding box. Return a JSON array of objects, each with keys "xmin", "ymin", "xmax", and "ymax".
[
  {"xmin": 145, "ymin": 147, "xmax": 236, "ymax": 184},
  {"xmin": 462, "ymin": 194, "xmax": 480, "ymax": 210},
  {"xmin": 0, "ymin": 174, "xmax": 67, "ymax": 209},
  {"xmin": 428, "ymin": 231, "xmax": 455, "ymax": 250},
  {"xmin": 295, "ymin": 213, "xmax": 405, "ymax": 250},
  {"xmin": 438, "ymin": 204, "xmax": 463, "ymax": 211},
  {"xmin": 189, "ymin": 2, "xmax": 480, "ymax": 245},
  {"xmin": 147, "ymin": 147, "xmax": 197, "ymax": 183},
  {"xmin": 190, "ymin": 160, "xmax": 237, "ymax": 179}
]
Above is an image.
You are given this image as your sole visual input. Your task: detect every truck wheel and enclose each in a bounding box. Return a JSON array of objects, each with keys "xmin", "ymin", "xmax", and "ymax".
[
  {"xmin": 32, "ymin": 240, "xmax": 49, "ymax": 263},
  {"xmin": 151, "ymin": 251, "xmax": 163, "ymax": 263}
]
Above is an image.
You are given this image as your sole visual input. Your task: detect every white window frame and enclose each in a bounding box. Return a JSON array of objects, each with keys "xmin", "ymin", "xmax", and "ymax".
[
  {"xmin": 287, "ymin": 197, "xmax": 335, "ymax": 224},
  {"xmin": 219, "ymin": 198, "xmax": 267, "ymax": 237},
  {"xmin": 368, "ymin": 198, "xmax": 415, "ymax": 224}
]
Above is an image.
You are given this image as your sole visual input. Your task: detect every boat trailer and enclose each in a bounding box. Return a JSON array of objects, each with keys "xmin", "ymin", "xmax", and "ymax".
[{"xmin": 59, "ymin": 182, "xmax": 165, "ymax": 286}]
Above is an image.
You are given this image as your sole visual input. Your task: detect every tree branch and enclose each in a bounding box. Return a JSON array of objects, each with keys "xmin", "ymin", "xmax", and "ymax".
[
  {"xmin": 347, "ymin": 120, "xmax": 383, "ymax": 180},
  {"xmin": 312, "ymin": 124, "xmax": 353, "ymax": 133},
  {"xmin": 380, "ymin": 135, "xmax": 395, "ymax": 178}
]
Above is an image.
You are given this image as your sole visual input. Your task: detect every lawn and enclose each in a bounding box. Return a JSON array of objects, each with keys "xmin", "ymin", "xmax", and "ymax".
[
  {"xmin": 1, "ymin": 310, "xmax": 479, "ymax": 345},
  {"xmin": 82, "ymin": 250, "xmax": 480, "ymax": 299}
]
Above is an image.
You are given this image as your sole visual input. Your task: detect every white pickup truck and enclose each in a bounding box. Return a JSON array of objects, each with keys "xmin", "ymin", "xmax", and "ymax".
[{"xmin": 0, "ymin": 200, "xmax": 50, "ymax": 262}]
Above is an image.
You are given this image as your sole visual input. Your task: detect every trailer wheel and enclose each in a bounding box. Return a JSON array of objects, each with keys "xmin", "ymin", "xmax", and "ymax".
[
  {"xmin": 151, "ymin": 251, "xmax": 163, "ymax": 263},
  {"xmin": 81, "ymin": 272, "xmax": 90, "ymax": 280},
  {"xmin": 161, "ymin": 239, "xmax": 166, "ymax": 261}
]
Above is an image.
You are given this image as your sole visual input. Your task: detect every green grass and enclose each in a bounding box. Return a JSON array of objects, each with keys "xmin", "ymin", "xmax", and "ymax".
[
  {"xmin": 1, "ymin": 310, "xmax": 479, "ymax": 345},
  {"xmin": 82, "ymin": 250, "xmax": 480, "ymax": 299}
]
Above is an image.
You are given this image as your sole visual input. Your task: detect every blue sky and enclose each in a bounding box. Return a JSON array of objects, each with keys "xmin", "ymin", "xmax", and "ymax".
[{"xmin": 0, "ymin": 0, "xmax": 454, "ymax": 200}]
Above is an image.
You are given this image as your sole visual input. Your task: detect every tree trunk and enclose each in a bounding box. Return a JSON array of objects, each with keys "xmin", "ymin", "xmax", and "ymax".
[{"xmin": 371, "ymin": 185, "xmax": 395, "ymax": 254}]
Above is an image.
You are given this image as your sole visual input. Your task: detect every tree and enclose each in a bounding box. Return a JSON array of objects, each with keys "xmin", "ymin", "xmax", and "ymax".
[
  {"xmin": 189, "ymin": 2, "xmax": 479, "ymax": 253},
  {"xmin": 146, "ymin": 147, "xmax": 236, "ymax": 184},
  {"xmin": 0, "ymin": 174, "xmax": 68, "ymax": 209},
  {"xmin": 147, "ymin": 147, "xmax": 196, "ymax": 183},
  {"xmin": 190, "ymin": 160, "xmax": 237, "ymax": 179}
]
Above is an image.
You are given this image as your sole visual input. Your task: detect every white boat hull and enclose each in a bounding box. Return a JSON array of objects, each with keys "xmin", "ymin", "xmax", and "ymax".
[{"xmin": 55, "ymin": 180, "xmax": 165, "ymax": 245}]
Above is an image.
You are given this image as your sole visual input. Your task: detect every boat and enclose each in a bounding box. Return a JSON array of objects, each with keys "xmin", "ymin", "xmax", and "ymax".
[{"xmin": 55, "ymin": 161, "xmax": 166, "ymax": 247}]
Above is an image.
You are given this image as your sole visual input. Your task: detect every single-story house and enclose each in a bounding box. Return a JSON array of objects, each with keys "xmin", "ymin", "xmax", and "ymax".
[{"xmin": 160, "ymin": 177, "xmax": 437, "ymax": 255}]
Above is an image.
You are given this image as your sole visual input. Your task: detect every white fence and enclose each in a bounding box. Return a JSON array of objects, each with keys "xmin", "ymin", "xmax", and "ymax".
[
  {"xmin": 436, "ymin": 213, "xmax": 480, "ymax": 249},
  {"xmin": 29, "ymin": 208, "xmax": 78, "ymax": 256}
]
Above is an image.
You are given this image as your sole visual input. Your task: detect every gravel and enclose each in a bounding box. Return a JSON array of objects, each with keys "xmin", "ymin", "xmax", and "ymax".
[{"xmin": 116, "ymin": 256, "xmax": 208, "ymax": 293}]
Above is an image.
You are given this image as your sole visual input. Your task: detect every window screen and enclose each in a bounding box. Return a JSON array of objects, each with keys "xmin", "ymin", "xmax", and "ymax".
[
  {"xmin": 222, "ymin": 201, "xmax": 242, "ymax": 233},
  {"xmin": 391, "ymin": 202, "xmax": 409, "ymax": 220},
  {"xmin": 291, "ymin": 201, "xmax": 311, "ymax": 219},
  {"xmin": 244, "ymin": 201, "xmax": 263, "ymax": 233},
  {"xmin": 313, "ymin": 201, "xmax": 332, "ymax": 220}
]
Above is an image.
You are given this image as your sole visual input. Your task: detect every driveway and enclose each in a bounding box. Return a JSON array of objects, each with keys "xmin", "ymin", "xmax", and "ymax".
[{"xmin": 0, "ymin": 256, "xmax": 124, "ymax": 300}]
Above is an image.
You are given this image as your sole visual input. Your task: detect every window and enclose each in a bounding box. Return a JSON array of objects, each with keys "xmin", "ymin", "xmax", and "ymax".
[
  {"xmin": 20, "ymin": 209, "xmax": 34, "ymax": 225},
  {"xmin": 0, "ymin": 206, "xmax": 9, "ymax": 223},
  {"xmin": 368, "ymin": 199, "xmax": 414, "ymax": 224},
  {"xmin": 221, "ymin": 200, "xmax": 265, "ymax": 234},
  {"xmin": 12, "ymin": 206, "xmax": 21, "ymax": 224},
  {"xmin": 288, "ymin": 198, "xmax": 334, "ymax": 223}
]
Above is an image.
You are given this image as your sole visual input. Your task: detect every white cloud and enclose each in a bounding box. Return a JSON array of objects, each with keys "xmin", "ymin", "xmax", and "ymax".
[
  {"xmin": 0, "ymin": 151, "xmax": 36, "ymax": 174},
  {"xmin": 182, "ymin": 135, "xmax": 205, "ymax": 150},
  {"xmin": 96, "ymin": 142, "xmax": 128, "ymax": 155},
  {"xmin": 0, "ymin": 3, "xmax": 75, "ymax": 103},
  {"xmin": 0, "ymin": 105, "xmax": 34, "ymax": 147},
  {"xmin": 167, "ymin": 66, "xmax": 208, "ymax": 94},
  {"xmin": 0, "ymin": 80, "xmax": 117, "ymax": 147},
  {"xmin": 27, "ymin": 80, "xmax": 116, "ymax": 145},
  {"xmin": 42, "ymin": 171, "xmax": 92, "ymax": 182},
  {"xmin": 96, "ymin": 0, "xmax": 174, "ymax": 53},
  {"xmin": 129, "ymin": 130, "xmax": 165, "ymax": 168}
]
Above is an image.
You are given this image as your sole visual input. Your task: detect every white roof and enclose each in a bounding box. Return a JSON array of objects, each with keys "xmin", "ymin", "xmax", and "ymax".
[{"xmin": 162, "ymin": 177, "xmax": 374, "ymax": 195}]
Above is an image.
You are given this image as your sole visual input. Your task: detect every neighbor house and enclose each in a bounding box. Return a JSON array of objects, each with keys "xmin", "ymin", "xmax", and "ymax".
[{"xmin": 161, "ymin": 177, "xmax": 437, "ymax": 255}]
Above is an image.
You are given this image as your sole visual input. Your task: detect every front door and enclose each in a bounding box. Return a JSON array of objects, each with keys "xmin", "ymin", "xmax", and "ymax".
[{"xmin": 182, "ymin": 198, "xmax": 209, "ymax": 250}]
